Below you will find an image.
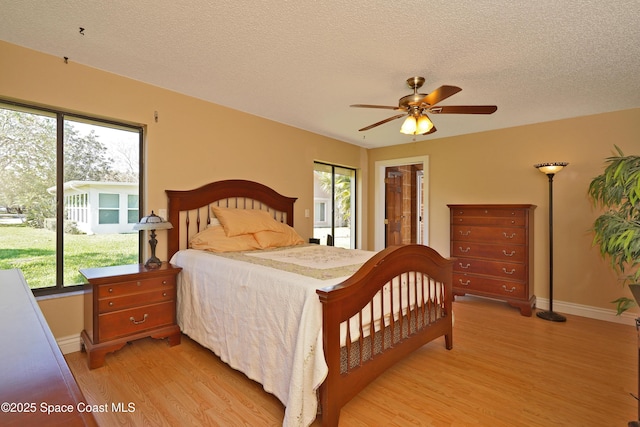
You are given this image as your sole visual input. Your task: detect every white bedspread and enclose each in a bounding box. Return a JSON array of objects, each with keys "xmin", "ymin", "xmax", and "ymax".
[{"xmin": 170, "ymin": 246, "xmax": 375, "ymax": 427}]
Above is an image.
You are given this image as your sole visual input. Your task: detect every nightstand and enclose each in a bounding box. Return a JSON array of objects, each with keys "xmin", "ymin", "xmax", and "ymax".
[{"xmin": 80, "ymin": 262, "xmax": 182, "ymax": 369}]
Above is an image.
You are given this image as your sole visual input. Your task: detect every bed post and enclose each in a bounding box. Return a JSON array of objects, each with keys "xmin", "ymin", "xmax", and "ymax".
[
  {"xmin": 318, "ymin": 293, "xmax": 341, "ymax": 427},
  {"xmin": 166, "ymin": 195, "xmax": 181, "ymax": 260}
]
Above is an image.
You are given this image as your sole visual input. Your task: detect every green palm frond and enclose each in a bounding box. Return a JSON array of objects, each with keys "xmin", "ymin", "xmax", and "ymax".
[{"xmin": 589, "ymin": 146, "xmax": 640, "ymax": 313}]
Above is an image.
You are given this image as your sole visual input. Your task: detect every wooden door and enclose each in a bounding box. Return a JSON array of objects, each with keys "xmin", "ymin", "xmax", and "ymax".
[{"xmin": 385, "ymin": 169, "xmax": 403, "ymax": 246}]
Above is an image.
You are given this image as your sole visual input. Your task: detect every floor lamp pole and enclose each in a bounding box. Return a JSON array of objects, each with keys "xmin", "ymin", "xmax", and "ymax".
[{"xmin": 534, "ymin": 162, "xmax": 568, "ymax": 322}]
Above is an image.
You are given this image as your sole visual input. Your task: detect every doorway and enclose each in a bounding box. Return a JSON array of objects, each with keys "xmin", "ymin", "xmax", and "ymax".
[
  {"xmin": 374, "ymin": 156, "xmax": 429, "ymax": 250},
  {"xmin": 384, "ymin": 164, "xmax": 423, "ymax": 247}
]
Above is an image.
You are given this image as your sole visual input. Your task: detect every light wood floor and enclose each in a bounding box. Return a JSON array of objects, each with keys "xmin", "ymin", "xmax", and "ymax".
[{"xmin": 66, "ymin": 296, "xmax": 639, "ymax": 426}]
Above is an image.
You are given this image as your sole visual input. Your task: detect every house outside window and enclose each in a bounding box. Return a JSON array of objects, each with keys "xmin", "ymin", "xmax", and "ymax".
[{"xmin": 99, "ymin": 193, "xmax": 120, "ymax": 224}]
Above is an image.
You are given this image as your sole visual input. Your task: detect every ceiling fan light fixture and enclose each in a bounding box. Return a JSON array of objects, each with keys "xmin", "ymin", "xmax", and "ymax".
[
  {"xmin": 416, "ymin": 114, "xmax": 433, "ymax": 134},
  {"xmin": 400, "ymin": 114, "xmax": 433, "ymax": 135},
  {"xmin": 400, "ymin": 115, "xmax": 417, "ymax": 134}
]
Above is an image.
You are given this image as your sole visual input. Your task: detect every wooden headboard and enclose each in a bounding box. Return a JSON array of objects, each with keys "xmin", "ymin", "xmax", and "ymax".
[{"xmin": 165, "ymin": 179, "xmax": 298, "ymax": 259}]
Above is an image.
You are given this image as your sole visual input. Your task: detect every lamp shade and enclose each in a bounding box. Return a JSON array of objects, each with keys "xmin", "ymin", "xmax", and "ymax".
[
  {"xmin": 400, "ymin": 115, "xmax": 417, "ymax": 134},
  {"xmin": 416, "ymin": 115, "xmax": 434, "ymax": 134},
  {"xmin": 133, "ymin": 211, "xmax": 173, "ymax": 231},
  {"xmin": 534, "ymin": 162, "xmax": 569, "ymax": 175}
]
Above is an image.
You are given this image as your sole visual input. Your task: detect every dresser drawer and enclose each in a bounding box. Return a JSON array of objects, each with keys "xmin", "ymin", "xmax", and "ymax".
[
  {"xmin": 453, "ymin": 273, "xmax": 526, "ymax": 299},
  {"xmin": 99, "ymin": 287, "xmax": 175, "ymax": 313},
  {"xmin": 98, "ymin": 301, "xmax": 175, "ymax": 341},
  {"xmin": 453, "ymin": 258, "xmax": 526, "ymax": 281},
  {"xmin": 450, "ymin": 207, "xmax": 526, "ymax": 218},
  {"xmin": 451, "ymin": 215, "xmax": 526, "ymax": 227},
  {"xmin": 98, "ymin": 275, "xmax": 175, "ymax": 298},
  {"xmin": 452, "ymin": 225, "xmax": 526, "ymax": 244},
  {"xmin": 451, "ymin": 241, "xmax": 526, "ymax": 262}
]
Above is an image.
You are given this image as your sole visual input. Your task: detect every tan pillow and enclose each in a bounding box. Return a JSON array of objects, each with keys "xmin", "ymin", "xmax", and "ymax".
[
  {"xmin": 212, "ymin": 206, "xmax": 282, "ymax": 237},
  {"xmin": 254, "ymin": 222, "xmax": 304, "ymax": 249},
  {"xmin": 189, "ymin": 226, "xmax": 261, "ymax": 252}
]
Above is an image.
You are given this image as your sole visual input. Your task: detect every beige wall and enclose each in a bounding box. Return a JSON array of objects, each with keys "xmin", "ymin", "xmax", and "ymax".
[
  {"xmin": 2, "ymin": 39, "xmax": 639, "ymax": 338},
  {"xmin": 0, "ymin": 41, "xmax": 367, "ymax": 338},
  {"xmin": 367, "ymin": 109, "xmax": 640, "ymax": 313}
]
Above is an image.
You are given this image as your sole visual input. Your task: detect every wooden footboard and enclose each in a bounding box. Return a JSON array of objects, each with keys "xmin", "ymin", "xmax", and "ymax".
[{"xmin": 317, "ymin": 244, "xmax": 454, "ymax": 426}]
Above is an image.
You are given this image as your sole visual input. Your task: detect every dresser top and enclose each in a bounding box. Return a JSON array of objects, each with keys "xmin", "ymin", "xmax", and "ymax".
[{"xmin": 447, "ymin": 204, "xmax": 536, "ymax": 209}]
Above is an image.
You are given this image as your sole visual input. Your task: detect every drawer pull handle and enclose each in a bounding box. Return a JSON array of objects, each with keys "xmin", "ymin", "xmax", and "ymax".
[
  {"xmin": 503, "ymin": 232, "xmax": 516, "ymax": 239},
  {"xmin": 162, "ymin": 280, "xmax": 168, "ymax": 285},
  {"xmin": 502, "ymin": 285, "xmax": 516, "ymax": 293},
  {"xmin": 459, "ymin": 246, "xmax": 471, "ymax": 253},
  {"xmin": 136, "ymin": 281, "xmax": 141, "ymax": 286},
  {"xmin": 459, "ymin": 230, "xmax": 471, "ymax": 236},
  {"xmin": 502, "ymin": 268, "xmax": 516, "ymax": 275},
  {"xmin": 108, "ymin": 288, "xmax": 113, "ymax": 293},
  {"xmin": 163, "ymin": 292, "xmax": 167, "ymax": 297},
  {"xmin": 109, "ymin": 301, "xmax": 114, "ymax": 306},
  {"xmin": 503, "ymin": 250, "xmax": 516, "ymax": 257},
  {"xmin": 458, "ymin": 279, "xmax": 471, "ymax": 286},
  {"xmin": 130, "ymin": 314, "xmax": 148, "ymax": 325},
  {"xmin": 459, "ymin": 263, "xmax": 471, "ymax": 269}
]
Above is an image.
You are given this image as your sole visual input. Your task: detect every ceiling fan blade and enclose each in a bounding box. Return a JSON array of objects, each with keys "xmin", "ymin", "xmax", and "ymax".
[
  {"xmin": 428, "ymin": 105, "xmax": 498, "ymax": 114},
  {"xmin": 410, "ymin": 85, "xmax": 462, "ymax": 107},
  {"xmin": 358, "ymin": 113, "xmax": 407, "ymax": 131},
  {"xmin": 351, "ymin": 104, "xmax": 403, "ymax": 110}
]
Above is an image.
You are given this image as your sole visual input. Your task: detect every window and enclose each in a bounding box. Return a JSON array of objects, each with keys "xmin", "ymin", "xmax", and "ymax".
[
  {"xmin": 99, "ymin": 193, "xmax": 120, "ymax": 224},
  {"xmin": 128, "ymin": 195, "xmax": 139, "ymax": 224},
  {"xmin": 0, "ymin": 100, "xmax": 143, "ymax": 294},
  {"xmin": 313, "ymin": 162, "xmax": 357, "ymax": 248}
]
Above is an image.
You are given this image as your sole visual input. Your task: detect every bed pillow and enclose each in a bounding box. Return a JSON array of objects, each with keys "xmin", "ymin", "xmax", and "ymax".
[
  {"xmin": 188, "ymin": 225, "xmax": 261, "ymax": 252},
  {"xmin": 253, "ymin": 222, "xmax": 304, "ymax": 249},
  {"xmin": 212, "ymin": 206, "xmax": 282, "ymax": 237},
  {"xmin": 206, "ymin": 217, "xmax": 221, "ymax": 228}
]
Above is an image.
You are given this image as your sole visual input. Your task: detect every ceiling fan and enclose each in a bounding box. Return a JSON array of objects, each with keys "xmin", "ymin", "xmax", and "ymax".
[{"xmin": 350, "ymin": 76, "xmax": 497, "ymax": 136}]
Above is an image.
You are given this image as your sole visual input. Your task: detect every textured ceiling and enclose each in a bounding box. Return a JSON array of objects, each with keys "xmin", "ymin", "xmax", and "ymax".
[{"xmin": 1, "ymin": 1, "xmax": 639, "ymax": 148}]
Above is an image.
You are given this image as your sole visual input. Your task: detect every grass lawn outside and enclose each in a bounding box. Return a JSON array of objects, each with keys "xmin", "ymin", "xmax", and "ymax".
[{"xmin": 0, "ymin": 223, "xmax": 138, "ymax": 289}]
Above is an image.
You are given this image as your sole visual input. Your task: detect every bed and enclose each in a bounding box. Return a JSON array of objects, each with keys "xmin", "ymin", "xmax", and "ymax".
[{"xmin": 166, "ymin": 179, "xmax": 454, "ymax": 427}]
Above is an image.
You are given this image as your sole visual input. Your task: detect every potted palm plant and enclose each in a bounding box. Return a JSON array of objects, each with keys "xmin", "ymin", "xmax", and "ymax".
[{"xmin": 588, "ymin": 145, "xmax": 640, "ymax": 314}]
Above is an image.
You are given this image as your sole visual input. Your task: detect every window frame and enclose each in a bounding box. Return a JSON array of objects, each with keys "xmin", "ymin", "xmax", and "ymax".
[
  {"xmin": 313, "ymin": 161, "xmax": 357, "ymax": 249},
  {"xmin": 0, "ymin": 98, "xmax": 145, "ymax": 297}
]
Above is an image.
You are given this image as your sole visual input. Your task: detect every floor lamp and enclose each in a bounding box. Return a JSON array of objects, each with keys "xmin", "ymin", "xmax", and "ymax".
[{"xmin": 534, "ymin": 162, "xmax": 568, "ymax": 322}]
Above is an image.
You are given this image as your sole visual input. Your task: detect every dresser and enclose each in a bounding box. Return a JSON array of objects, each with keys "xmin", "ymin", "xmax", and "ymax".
[
  {"xmin": 448, "ymin": 204, "xmax": 536, "ymax": 316},
  {"xmin": 80, "ymin": 263, "xmax": 182, "ymax": 369},
  {"xmin": 0, "ymin": 269, "xmax": 97, "ymax": 426}
]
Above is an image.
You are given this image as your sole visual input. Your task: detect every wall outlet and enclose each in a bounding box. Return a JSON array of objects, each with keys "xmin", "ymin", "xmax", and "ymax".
[{"xmin": 304, "ymin": 209, "xmax": 310, "ymax": 218}]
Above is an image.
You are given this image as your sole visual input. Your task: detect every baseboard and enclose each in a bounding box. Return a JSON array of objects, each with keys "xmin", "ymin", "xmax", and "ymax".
[
  {"xmin": 536, "ymin": 297, "xmax": 638, "ymax": 326},
  {"xmin": 57, "ymin": 334, "xmax": 83, "ymax": 355}
]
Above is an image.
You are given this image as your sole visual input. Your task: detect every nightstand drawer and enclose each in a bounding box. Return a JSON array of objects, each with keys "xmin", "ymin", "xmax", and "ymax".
[
  {"xmin": 98, "ymin": 301, "xmax": 175, "ymax": 341},
  {"xmin": 99, "ymin": 288, "xmax": 175, "ymax": 313},
  {"xmin": 98, "ymin": 276, "xmax": 175, "ymax": 298}
]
